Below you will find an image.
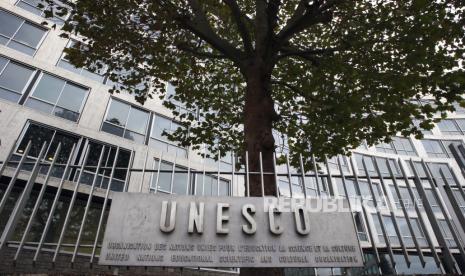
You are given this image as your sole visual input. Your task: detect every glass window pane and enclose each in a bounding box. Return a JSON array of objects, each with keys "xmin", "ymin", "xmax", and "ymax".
[
  {"xmin": 438, "ymin": 120, "xmax": 460, "ymax": 135},
  {"xmin": 53, "ymin": 106, "xmax": 79, "ymax": 122},
  {"xmin": 16, "ymin": 1, "xmax": 43, "ymax": 16},
  {"xmin": 13, "ymin": 22, "xmax": 45, "ymax": 48},
  {"xmin": 7, "ymin": 40, "xmax": 36, "ymax": 55},
  {"xmin": 442, "ymin": 140, "xmax": 463, "ymax": 159},
  {"xmin": 172, "ymin": 167, "xmax": 188, "ymax": 195},
  {"xmin": 0, "ymin": 87, "xmax": 21, "ymax": 102},
  {"xmin": 421, "ymin": 140, "xmax": 447, "ymax": 158},
  {"xmin": 105, "ymin": 100, "xmax": 130, "ymax": 126},
  {"xmin": 151, "ymin": 116, "xmax": 171, "ymax": 139},
  {"xmin": 57, "ymin": 83, "xmax": 87, "ymax": 112},
  {"xmin": 31, "ymin": 74, "xmax": 64, "ymax": 103},
  {"xmin": 0, "ymin": 10, "xmax": 22, "ymax": 38},
  {"xmin": 17, "ymin": 124, "xmax": 54, "ymax": 157},
  {"xmin": 219, "ymin": 180, "xmax": 229, "ymax": 196},
  {"xmin": 126, "ymin": 108, "xmax": 149, "ymax": 134},
  {"xmin": 157, "ymin": 162, "xmax": 173, "ymax": 192},
  {"xmin": 101, "ymin": 122, "xmax": 124, "ymax": 137},
  {"xmin": 25, "ymin": 97, "xmax": 54, "ymax": 113},
  {"xmin": 57, "ymin": 59, "xmax": 82, "ymax": 74},
  {"xmin": 123, "ymin": 130, "xmax": 145, "ymax": 143},
  {"xmin": 0, "ymin": 62, "xmax": 34, "ymax": 93},
  {"xmin": 0, "ymin": 56, "xmax": 8, "ymax": 71}
]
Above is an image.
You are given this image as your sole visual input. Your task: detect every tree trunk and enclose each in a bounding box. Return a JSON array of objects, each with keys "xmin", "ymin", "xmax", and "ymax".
[
  {"xmin": 243, "ymin": 62, "xmax": 278, "ymax": 197},
  {"xmin": 240, "ymin": 62, "xmax": 283, "ymax": 276}
]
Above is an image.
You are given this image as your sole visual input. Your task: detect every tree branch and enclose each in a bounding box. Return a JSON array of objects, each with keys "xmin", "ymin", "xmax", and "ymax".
[
  {"xmin": 277, "ymin": 45, "xmax": 344, "ymax": 60},
  {"xmin": 276, "ymin": 0, "xmax": 344, "ymax": 44},
  {"xmin": 271, "ymin": 80, "xmax": 320, "ymax": 102},
  {"xmin": 169, "ymin": 0, "xmax": 244, "ymax": 64},
  {"xmin": 223, "ymin": 0, "xmax": 254, "ymax": 54},
  {"xmin": 176, "ymin": 43, "xmax": 226, "ymax": 59}
]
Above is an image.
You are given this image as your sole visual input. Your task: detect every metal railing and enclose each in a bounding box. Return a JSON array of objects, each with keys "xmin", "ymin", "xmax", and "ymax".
[{"xmin": 1, "ymin": 139, "xmax": 465, "ymax": 275}]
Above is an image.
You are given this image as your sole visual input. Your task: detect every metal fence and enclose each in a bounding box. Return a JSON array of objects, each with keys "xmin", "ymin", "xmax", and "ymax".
[{"xmin": 1, "ymin": 137, "xmax": 465, "ymax": 275}]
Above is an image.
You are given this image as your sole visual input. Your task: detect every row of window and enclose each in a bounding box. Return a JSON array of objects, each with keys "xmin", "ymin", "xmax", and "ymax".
[
  {"xmin": 372, "ymin": 214, "xmax": 427, "ymax": 246},
  {"xmin": 16, "ymin": 0, "xmax": 68, "ymax": 26},
  {"xmin": 101, "ymin": 98, "xmax": 188, "ymax": 157},
  {"xmin": 375, "ymin": 137, "xmax": 417, "ymax": 156},
  {"xmin": 151, "ymin": 159, "xmax": 230, "ymax": 196},
  {"xmin": 12, "ymin": 122, "xmax": 132, "ymax": 191},
  {"xmin": 0, "ymin": 55, "xmax": 88, "ymax": 122}
]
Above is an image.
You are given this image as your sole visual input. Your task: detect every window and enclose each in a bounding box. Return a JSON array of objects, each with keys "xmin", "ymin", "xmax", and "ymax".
[
  {"xmin": 165, "ymin": 83, "xmax": 197, "ymax": 117},
  {"xmin": 101, "ymin": 99, "xmax": 187, "ymax": 156},
  {"xmin": 454, "ymin": 119, "xmax": 465, "ymax": 133},
  {"xmin": 25, "ymin": 73, "xmax": 88, "ymax": 122},
  {"xmin": 0, "ymin": 56, "xmax": 35, "ymax": 102},
  {"xmin": 437, "ymin": 119, "xmax": 461, "ymax": 135},
  {"xmin": 75, "ymin": 141, "xmax": 132, "ymax": 192},
  {"xmin": 382, "ymin": 215, "xmax": 399, "ymax": 245},
  {"xmin": 453, "ymin": 102, "xmax": 465, "ymax": 114},
  {"xmin": 438, "ymin": 219, "xmax": 456, "ymax": 247},
  {"xmin": 452, "ymin": 189, "xmax": 465, "ymax": 213},
  {"xmin": 11, "ymin": 122, "xmax": 132, "ymax": 191},
  {"xmin": 102, "ymin": 99, "xmax": 150, "ymax": 143},
  {"xmin": 389, "ymin": 183, "xmax": 416, "ymax": 210},
  {"xmin": 442, "ymin": 140, "xmax": 464, "ymax": 159},
  {"xmin": 397, "ymin": 217, "xmax": 427, "ymax": 247},
  {"xmin": 375, "ymin": 142, "xmax": 396, "ymax": 154},
  {"xmin": 375, "ymin": 137, "xmax": 416, "ymax": 156},
  {"xmin": 57, "ymin": 40, "xmax": 106, "ymax": 82},
  {"xmin": 424, "ymin": 189, "xmax": 441, "ymax": 213},
  {"xmin": 13, "ymin": 123, "xmax": 78, "ymax": 176},
  {"xmin": 421, "ymin": 140, "xmax": 448, "ymax": 158},
  {"xmin": 375, "ymin": 157, "xmax": 401, "ymax": 177},
  {"xmin": 371, "ymin": 214, "xmax": 385, "ymax": 244},
  {"xmin": 149, "ymin": 114, "xmax": 187, "ymax": 158},
  {"xmin": 151, "ymin": 159, "xmax": 191, "ymax": 195},
  {"xmin": 412, "ymin": 119, "xmax": 433, "ymax": 135},
  {"xmin": 392, "ymin": 137, "xmax": 417, "ymax": 156},
  {"xmin": 327, "ymin": 155, "xmax": 349, "ymax": 172},
  {"xmin": 150, "ymin": 160, "xmax": 230, "ymax": 196},
  {"xmin": 409, "ymin": 217, "xmax": 427, "ymax": 246},
  {"xmin": 427, "ymin": 162, "xmax": 457, "ymax": 186},
  {"xmin": 354, "ymin": 154, "xmax": 376, "ymax": 176},
  {"xmin": 195, "ymin": 174, "xmax": 230, "ymax": 196},
  {"xmin": 16, "ymin": 0, "xmax": 68, "ymax": 25},
  {"xmin": 354, "ymin": 212, "xmax": 368, "ymax": 241},
  {"xmin": 336, "ymin": 179, "xmax": 358, "ymax": 199},
  {"xmin": 0, "ymin": 9, "xmax": 47, "ymax": 55},
  {"xmin": 359, "ymin": 181, "xmax": 385, "ymax": 207}
]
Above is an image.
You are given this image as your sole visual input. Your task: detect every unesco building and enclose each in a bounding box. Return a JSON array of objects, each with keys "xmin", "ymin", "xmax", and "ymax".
[{"xmin": 1, "ymin": 1, "xmax": 465, "ymax": 275}]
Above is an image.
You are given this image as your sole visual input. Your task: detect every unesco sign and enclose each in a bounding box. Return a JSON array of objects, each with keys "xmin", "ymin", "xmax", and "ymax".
[{"xmin": 99, "ymin": 193, "xmax": 363, "ymax": 268}]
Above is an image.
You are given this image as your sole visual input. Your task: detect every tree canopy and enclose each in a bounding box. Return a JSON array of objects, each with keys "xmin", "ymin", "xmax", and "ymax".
[{"xmin": 44, "ymin": 0, "xmax": 465, "ymax": 169}]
